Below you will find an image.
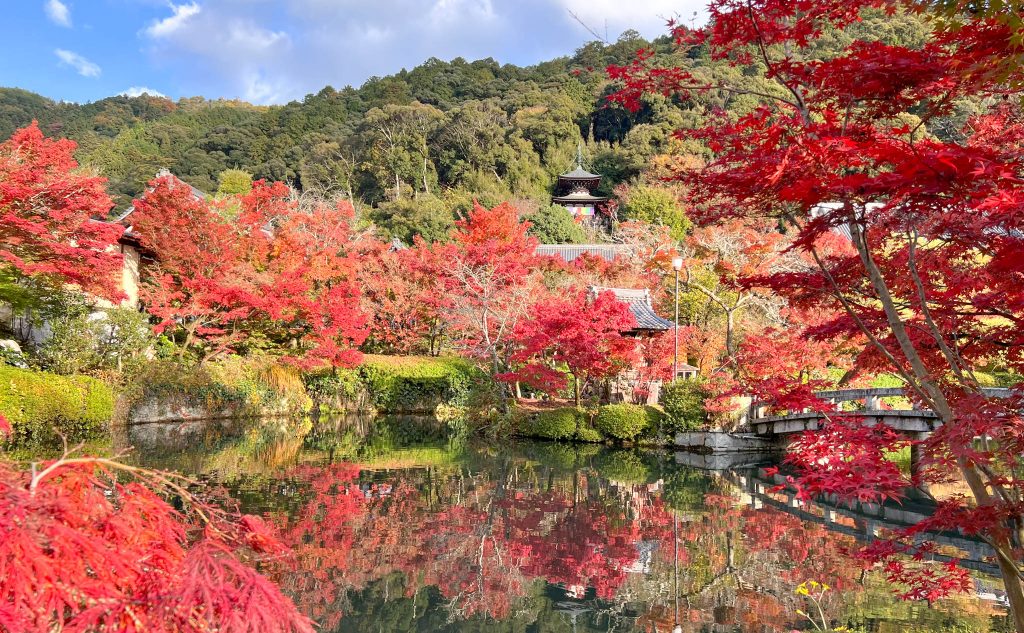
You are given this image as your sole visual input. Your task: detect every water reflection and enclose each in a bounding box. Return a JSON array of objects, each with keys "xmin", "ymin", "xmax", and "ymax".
[{"xmin": 124, "ymin": 416, "xmax": 1011, "ymax": 632}]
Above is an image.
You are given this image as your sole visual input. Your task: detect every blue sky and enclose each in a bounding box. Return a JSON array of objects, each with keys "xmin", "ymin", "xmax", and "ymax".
[{"xmin": 2, "ymin": 0, "xmax": 706, "ymax": 106}]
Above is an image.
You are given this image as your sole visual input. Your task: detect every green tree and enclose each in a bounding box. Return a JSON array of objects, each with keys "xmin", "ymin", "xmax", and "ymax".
[
  {"xmin": 216, "ymin": 168, "xmax": 253, "ymax": 196},
  {"xmin": 620, "ymin": 184, "xmax": 691, "ymax": 241},
  {"xmin": 368, "ymin": 195, "xmax": 454, "ymax": 245},
  {"xmin": 524, "ymin": 205, "xmax": 586, "ymax": 244},
  {"xmin": 360, "ymin": 102, "xmax": 445, "ymax": 201}
]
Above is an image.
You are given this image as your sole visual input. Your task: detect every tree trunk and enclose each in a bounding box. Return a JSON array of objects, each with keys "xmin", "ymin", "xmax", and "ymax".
[
  {"xmin": 993, "ymin": 533, "xmax": 1024, "ymax": 632},
  {"xmin": 725, "ymin": 310, "xmax": 735, "ymax": 358}
]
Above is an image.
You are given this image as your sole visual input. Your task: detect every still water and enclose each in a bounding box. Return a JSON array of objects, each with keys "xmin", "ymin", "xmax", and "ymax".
[{"xmin": 116, "ymin": 415, "xmax": 1010, "ymax": 632}]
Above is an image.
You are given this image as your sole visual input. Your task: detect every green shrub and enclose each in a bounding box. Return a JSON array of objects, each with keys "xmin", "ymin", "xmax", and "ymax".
[
  {"xmin": 594, "ymin": 404, "xmax": 656, "ymax": 441},
  {"xmin": 0, "ymin": 366, "xmax": 114, "ymax": 444},
  {"xmin": 660, "ymin": 379, "xmax": 710, "ymax": 433},
  {"xmin": 575, "ymin": 425, "xmax": 605, "ymax": 443},
  {"xmin": 369, "ymin": 195, "xmax": 454, "ymax": 245},
  {"xmin": 37, "ymin": 307, "xmax": 151, "ymax": 376},
  {"xmin": 37, "ymin": 312, "xmax": 101, "ymax": 375},
  {"xmin": 993, "ymin": 371, "xmax": 1023, "ymax": 388},
  {"xmin": 973, "ymin": 371, "xmax": 998, "ymax": 387},
  {"xmin": 521, "ymin": 407, "xmax": 580, "ymax": 440},
  {"xmin": 359, "ymin": 355, "xmax": 483, "ymax": 413},
  {"xmin": 620, "ymin": 184, "xmax": 691, "ymax": 241},
  {"xmin": 870, "ymin": 373, "xmax": 906, "ymax": 389},
  {"xmin": 303, "ymin": 367, "xmax": 363, "ymax": 413}
]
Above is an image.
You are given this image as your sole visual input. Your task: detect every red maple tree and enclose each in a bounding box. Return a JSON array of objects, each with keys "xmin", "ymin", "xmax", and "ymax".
[
  {"xmin": 503, "ymin": 288, "xmax": 639, "ymax": 405},
  {"xmin": 132, "ymin": 176, "xmax": 366, "ymax": 366},
  {"xmin": 357, "ymin": 239, "xmax": 449, "ymax": 355},
  {"xmin": 0, "ymin": 122, "xmax": 124, "ymax": 303},
  {"xmin": 428, "ymin": 202, "xmax": 544, "ymax": 388}
]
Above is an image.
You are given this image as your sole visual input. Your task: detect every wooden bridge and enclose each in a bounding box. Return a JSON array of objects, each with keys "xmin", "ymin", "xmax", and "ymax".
[{"xmin": 744, "ymin": 387, "xmax": 1012, "ymax": 437}]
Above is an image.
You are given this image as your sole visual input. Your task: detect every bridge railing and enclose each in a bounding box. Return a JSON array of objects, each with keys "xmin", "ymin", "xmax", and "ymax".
[{"xmin": 746, "ymin": 387, "xmax": 1012, "ymax": 422}]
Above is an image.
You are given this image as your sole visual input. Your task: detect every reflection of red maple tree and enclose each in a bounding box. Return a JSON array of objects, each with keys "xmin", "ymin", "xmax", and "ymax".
[{"xmin": 275, "ymin": 463, "xmax": 675, "ymax": 622}]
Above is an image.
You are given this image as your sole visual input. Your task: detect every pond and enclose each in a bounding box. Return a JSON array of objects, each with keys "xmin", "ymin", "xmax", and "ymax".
[{"xmin": 108, "ymin": 415, "xmax": 1011, "ymax": 632}]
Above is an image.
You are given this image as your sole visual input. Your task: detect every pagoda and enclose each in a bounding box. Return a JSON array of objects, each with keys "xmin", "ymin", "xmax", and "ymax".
[{"xmin": 552, "ymin": 146, "xmax": 608, "ymax": 220}]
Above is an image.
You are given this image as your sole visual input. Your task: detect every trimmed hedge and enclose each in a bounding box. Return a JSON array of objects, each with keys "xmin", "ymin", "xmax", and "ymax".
[
  {"xmin": 0, "ymin": 366, "xmax": 114, "ymax": 444},
  {"xmin": 594, "ymin": 404, "xmax": 659, "ymax": 441},
  {"xmin": 524, "ymin": 407, "xmax": 579, "ymax": 440},
  {"xmin": 517, "ymin": 407, "xmax": 609, "ymax": 443},
  {"xmin": 660, "ymin": 379, "xmax": 710, "ymax": 433},
  {"xmin": 358, "ymin": 355, "xmax": 484, "ymax": 413}
]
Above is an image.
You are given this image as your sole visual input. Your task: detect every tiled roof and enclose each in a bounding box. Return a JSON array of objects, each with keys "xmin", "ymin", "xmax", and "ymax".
[
  {"xmin": 536, "ymin": 244, "xmax": 632, "ymax": 263},
  {"xmin": 552, "ymin": 190, "xmax": 608, "ymax": 203},
  {"xmin": 559, "ymin": 165, "xmax": 601, "ymax": 179},
  {"xmin": 627, "ymin": 300, "xmax": 673, "ymax": 331},
  {"xmin": 590, "ymin": 286, "xmax": 672, "ymax": 332}
]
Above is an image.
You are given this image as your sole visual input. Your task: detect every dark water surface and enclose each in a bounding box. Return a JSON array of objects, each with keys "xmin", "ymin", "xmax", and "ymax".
[{"xmin": 116, "ymin": 416, "xmax": 1010, "ymax": 632}]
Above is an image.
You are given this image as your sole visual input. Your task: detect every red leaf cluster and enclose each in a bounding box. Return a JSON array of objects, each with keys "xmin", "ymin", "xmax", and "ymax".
[{"xmin": 0, "ymin": 458, "xmax": 311, "ymax": 633}]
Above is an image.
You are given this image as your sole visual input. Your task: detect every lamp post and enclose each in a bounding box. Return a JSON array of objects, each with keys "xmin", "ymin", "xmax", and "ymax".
[{"xmin": 671, "ymin": 256, "xmax": 683, "ymax": 382}]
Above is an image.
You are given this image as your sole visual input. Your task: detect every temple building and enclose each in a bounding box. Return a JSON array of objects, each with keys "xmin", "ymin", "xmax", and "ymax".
[
  {"xmin": 552, "ymin": 148, "xmax": 608, "ymax": 222},
  {"xmin": 588, "ymin": 286, "xmax": 671, "ymax": 338}
]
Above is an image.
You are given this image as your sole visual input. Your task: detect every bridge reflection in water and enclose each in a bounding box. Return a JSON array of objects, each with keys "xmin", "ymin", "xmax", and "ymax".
[{"xmin": 676, "ymin": 450, "xmax": 1008, "ymax": 607}]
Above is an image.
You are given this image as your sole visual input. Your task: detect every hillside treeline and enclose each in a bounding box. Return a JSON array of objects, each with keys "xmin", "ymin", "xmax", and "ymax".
[{"xmin": 0, "ymin": 10, "xmax": 955, "ymax": 243}]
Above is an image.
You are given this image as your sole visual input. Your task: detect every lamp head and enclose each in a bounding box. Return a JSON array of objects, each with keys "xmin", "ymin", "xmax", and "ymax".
[{"xmin": 671, "ymin": 256, "xmax": 683, "ymax": 271}]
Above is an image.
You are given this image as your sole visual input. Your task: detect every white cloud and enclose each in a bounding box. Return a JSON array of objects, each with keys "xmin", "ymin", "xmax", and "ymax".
[
  {"xmin": 44, "ymin": 0, "xmax": 71, "ymax": 27},
  {"xmin": 137, "ymin": 0, "xmax": 708, "ymax": 105},
  {"xmin": 224, "ymin": 22, "xmax": 289, "ymax": 55},
  {"xmin": 120, "ymin": 86, "xmax": 167, "ymax": 98},
  {"xmin": 145, "ymin": 2, "xmax": 201, "ymax": 38},
  {"xmin": 241, "ymin": 72, "xmax": 287, "ymax": 104},
  {"xmin": 55, "ymin": 49, "xmax": 101, "ymax": 77},
  {"xmin": 429, "ymin": 0, "xmax": 495, "ymax": 27}
]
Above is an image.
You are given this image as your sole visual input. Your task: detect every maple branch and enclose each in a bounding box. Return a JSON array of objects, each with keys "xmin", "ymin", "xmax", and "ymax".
[
  {"xmin": 848, "ymin": 214, "xmax": 951, "ymax": 416},
  {"xmin": 905, "ymin": 228, "xmax": 976, "ymax": 389},
  {"xmin": 805, "ymin": 242, "xmax": 925, "ymax": 403},
  {"xmin": 744, "ymin": 0, "xmax": 808, "ymax": 118}
]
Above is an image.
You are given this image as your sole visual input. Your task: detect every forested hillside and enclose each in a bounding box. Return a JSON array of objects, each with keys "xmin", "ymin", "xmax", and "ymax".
[{"xmin": 0, "ymin": 9, "xmax": 952, "ymax": 242}]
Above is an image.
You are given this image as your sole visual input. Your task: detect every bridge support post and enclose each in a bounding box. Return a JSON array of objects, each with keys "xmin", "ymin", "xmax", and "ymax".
[{"xmin": 909, "ymin": 432, "xmax": 931, "ymax": 480}]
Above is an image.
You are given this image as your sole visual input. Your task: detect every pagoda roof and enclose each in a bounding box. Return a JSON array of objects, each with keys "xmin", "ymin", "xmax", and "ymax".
[
  {"xmin": 552, "ymin": 190, "xmax": 608, "ymax": 204},
  {"xmin": 558, "ymin": 165, "xmax": 602, "ymax": 180}
]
